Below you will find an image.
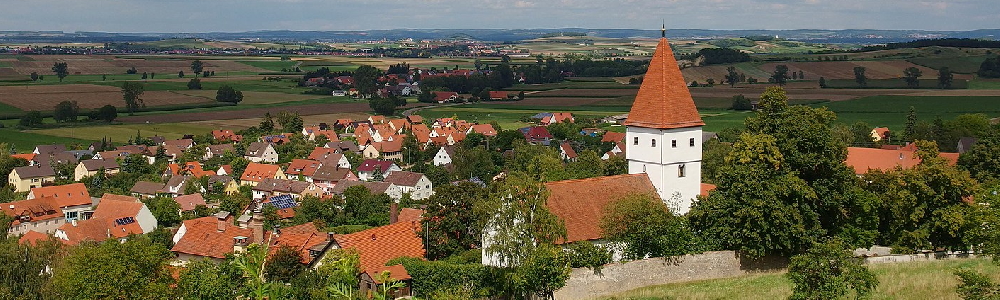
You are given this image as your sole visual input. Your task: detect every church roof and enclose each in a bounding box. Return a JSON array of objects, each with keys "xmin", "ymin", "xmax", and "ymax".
[{"xmin": 624, "ymin": 38, "xmax": 704, "ymax": 129}]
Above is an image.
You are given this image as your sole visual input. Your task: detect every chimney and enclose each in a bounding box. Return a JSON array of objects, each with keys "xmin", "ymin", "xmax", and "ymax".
[
  {"xmin": 389, "ymin": 203, "xmax": 399, "ymax": 224},
  {"xmin": 250, "ymin": 212, "xmax": 264, "ymax": 244},
  {"xmin": 233, "ymin": 236, "xmax": 248, "ymax": 253},
  {"xmin": 327, "ymin": 232, "xmax": 335, "ymax": 241}
]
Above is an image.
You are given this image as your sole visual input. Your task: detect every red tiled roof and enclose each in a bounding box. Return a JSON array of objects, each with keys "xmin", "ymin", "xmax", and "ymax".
[
  {"xmin": 267, "ymin": 222, "xmax": 327, "ymax": 264},
  {"xmin": 383, "ymin": 171, "xmax": 425, "ymax": 187},
  {"xmin": 11, "ymin": 153, "xmax": 36, "ymax": 161},
  {"xmin": 601, "ymin": 132, "xmax": 626, "ymax": 143},
  {"xmin": 58, "ymin": 196, "xmax": 146, "ymax": 244},
  {"xmin": 700, "ymin": 183, "xmax": 717, "ymax": 197},
  {"xmin": 366, "ymin": 264, "xmax": 412, "ymax": 283},
  {"xmin": 241, "ymin": 163, "xmax": 281, "ymax": 182},
  {"xmin": 624, "ymin": 38, "xmax": 704, "ymax": 129},
  {"xmin": 370, "ymin": 140, "xmax": 404, "ymax": 154},
  {"xmin": 1, "ymin": 197, "xmax": 63, "ymax": 225},
  {"xmin": 358, "ymin": 160, "xmax": 396, "ymax": 172},
  {"xmin": 334, "ymin": 221, "xmax": 425, "ymax": 272},
  {"xmin": 397, "ymin": 208, "xmax": 424, "ymax": 223},
  {"xmin": 469, "ymin": 124, "xmax": 497, "ymax": 136},
  {"xmin": 172, "ymin": 216, "xmax": 255, "ymax": 259},
  {"xmin": 845, "ymin": 147, "xmax": 959, "ymax": 174},
  {"xmin": 544, "ymin": 174, "xmax": 658, "ymax": 243},
  {"xmin": 488, "ymin": 91, "xmax": 508, "ymax": 99},
  {"xmin": 873, "ymin": 127, "xmax": 890, "ymax": 138},
  {"xmin": 18, "ymin": 230, "xmax": 52, "ymax": 246},
  {"xmin": 174, "ymin": 193, "xmax": 207, "ymax": 211},
  {"xmin": 560, "ymin": 142, "xmax": 578, "ymax": 159},
  {"xmin": 286, "ymin": 159, "xmax": 322, "ymax": 177},
  {"xmin": 29, "ymin": 183, "xmax": 91, "ymax": 208},
  {"xmin": 432, "ymin": 91, "xmax": 458, "ymax": 102}
]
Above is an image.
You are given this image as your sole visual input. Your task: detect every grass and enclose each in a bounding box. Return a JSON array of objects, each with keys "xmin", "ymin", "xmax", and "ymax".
[
  {"xmin": 27, "ymin": 122, "xmax": 219, "ymax": 143},
  {"xmin": 909, "ymin": 56, "xmax": 988, "ymax": 74},
  {"xmin": 504, "ymin": 82, "xmax": 637, "ymax": 91},
  {"xmin": 0, "ymin": 102, "xmax": 23, "ymax": 114},
  {"xmin": 92, "ymin": 79, "xmax": 311, "ymax": 94},
  {"xmin": 238, "ymin": 60, "xmax": 299, "ymax": 72},
  {"xmin": 602, "ymin": 258, "xmax": 1000, "ymax": 300},
  {"xmin": 816, "ymin": 95, "xmax": 1000, "ymax": 128},
  {"xmin": 969, "ymin": 79, "xmax": 1000, "ymax": 90},
  {"xmin": 0, "ymin": 129, "xmax": 94, "ymax": 152}
]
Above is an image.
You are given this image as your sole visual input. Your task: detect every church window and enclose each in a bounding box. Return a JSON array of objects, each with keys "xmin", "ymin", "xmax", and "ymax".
[
  {"xmin": 651, "ymin": 139, "xmax": 656, "ymax": 147},
  {"xmin": 690, "ymin": 138, "xmax": 695, "ymax": 147},
  {"xmin": 678, "ymin": 164, "xmax": 686, "ymax": 177},
  {"xmin": 633, "ymin": 137, "xmax": 638, "ymax": 145},
  {"xmin": 671, "ymin": 140, "xmax": 677, "ymax": 148}
]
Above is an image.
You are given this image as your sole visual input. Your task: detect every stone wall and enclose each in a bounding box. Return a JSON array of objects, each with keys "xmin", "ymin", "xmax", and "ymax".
[
  {"xmin": 864, "ymin": 252, "xmax": 979, "ymax": 264},
  {"xmin": 554, "ymin": 251, "xmax": 787, "ymax": 300}
]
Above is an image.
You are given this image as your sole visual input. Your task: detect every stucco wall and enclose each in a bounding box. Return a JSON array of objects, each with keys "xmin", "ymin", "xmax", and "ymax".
[{"xmin": 554, "ymin": 251, "xmax": 786, "ymax": 300}]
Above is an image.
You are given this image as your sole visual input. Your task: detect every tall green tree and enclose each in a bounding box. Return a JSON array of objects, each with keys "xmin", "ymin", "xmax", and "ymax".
[
  {"xmin": 216, "ymin": 85, "xmax": 244, "ymax": 104},
  {"xmin": 187, "ymin": 78, "xmax": 202, "ymax": 90},
  {"xmin": 0, "ymin": 226, "xmax": 60, "ymax": 300},
  {"xmin": 190, "ymin": 60, "xmax": 204, "ymax": 77},
  {"xmin": 276, "ymin": 111, "xmax": 304, "ymax": 133},
  {"xmin": 725, "ymin": 66, "xmax": 740, "ymax": 87},
  {"xmin": 264, "ymin": 246, "xmax": 306, "ymax": 283},
  {"xmin": 19, "ymin": 111, "xmax": 43, "ymax": 127},
  {"xmin": 354, "ymin": 65, "xmax": 380, "ymax": 97},
  {"xmin": 481, "ymin": 172, "xmax": 566, "ymax": 267},
  {"xmin": 52, "ymin": 62, "xmax": 68, "ymax": 82},
  {"xmin": 939, "ymin": 67, "xmax": 954, "ymax": 89},
  {"xmin": 903, "ymin": 67, "xmax": 923, "ymax": 88},
  {"xmin": 787, "ymin": 238, "xmax": 878, "ymax": 300},
  {"xmin": 177, "ymin": 259, "xmax": 246, "ymax": 299},
  {"xmin": 424, "ymin": 182, "xmax": 487, "ymax": 260},
  {"xmin": 771, "ymin": 65, "xmax": 789, "ymax": 86},
  {"xmin": 601, "ymin": 193, "xmax": 696, "ymax": 260},
  {"xmin": 853, "ymin": 66, "xmax": 868, "ymax": 88},
  {"xmin": 120, "ymin": 81, "xmax": 145, "ymax": 115},
  {"xmin": 53, "ymin": 100, "xmax": 80, "ymax": 122},
  {"xmin": 46, "ymin": 236, "xmax": 174, "ymax": 299}
]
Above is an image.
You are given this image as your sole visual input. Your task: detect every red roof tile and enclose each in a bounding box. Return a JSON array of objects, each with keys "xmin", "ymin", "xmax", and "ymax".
[
  {"xmin": 174, "ymin": 193, "xmax": 207, "ymax": 211},
  {"xmin": 601, "ymin": 132, "xmax": 627, "ymax": 143},
  {"xmin": 334, "ymin": 221, "xmax": 425, "ymax": 272},
  {"xmin": 397, "ymin": 208, "xmax": 424, "ymax": 223},
  {"xmin": 18, "ymin": 230, "xmax": 52, "ymax": 246},
  {"xmin": 544, "ymin": 174, "xmax": 658, "ymax": 243},
  {"xmin": 29, "ymin": 183, "xmax": 91, "ymax": 208},
  {"xmin": 624, "ymin": 38, "xmax": 705, "ymax": 129},
  {"xmin": 845, "ymin": 147, "xmax": 959, "ymax": 174},
  {"xmin": 172, "ymin": 216, "xmax": 255, "ymax": 259},
  {"xmin": 366, "ymin": 264, "xmax": 412, "ymax": 283},
  {"xmin": 1, "ymin": 197, "xmax": 63, "ymax": 225},
  {"xmin": 700, "ymin": 183, "xmax": 717, "ymax": 197},
  {"xmin": 241, "ymin": 163, "xmax": 282, "ymax": 182}
]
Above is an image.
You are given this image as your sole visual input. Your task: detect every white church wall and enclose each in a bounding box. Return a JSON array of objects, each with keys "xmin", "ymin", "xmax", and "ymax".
[{"xmin": 626, "ymin": 126, "xmax": 702, "ymax": 214}]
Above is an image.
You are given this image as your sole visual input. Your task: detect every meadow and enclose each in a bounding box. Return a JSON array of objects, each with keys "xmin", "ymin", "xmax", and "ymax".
[{"xmin": 601, "ymin": 258, "xmax": 1000, "ymax": 300}]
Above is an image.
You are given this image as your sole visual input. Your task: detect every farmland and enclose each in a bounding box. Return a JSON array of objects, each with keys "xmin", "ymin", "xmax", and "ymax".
[
  {"xmin": 601, "ymin": 258, "xmax": 1000, "ymax": 300},
  {"xmin": 5, "ymin": 55, "xmax": 267, "ymax": 76},
  {"xmin": 0, "ymin": 84, "xmax": 211, "ymax": 110}
]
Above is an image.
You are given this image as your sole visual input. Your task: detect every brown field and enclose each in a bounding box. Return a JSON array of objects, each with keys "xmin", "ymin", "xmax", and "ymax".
[
  {"xmin": 494, "ymin": 97, "xmax": 615, "ymax": 106},
  {"xmin": 682, "ymin": 65, "xmax": 772, "ymax": 84},
  {"xmin": 0, "ymin": 84, "xmax": 211, "ymax": 110},
  {"xmin": 530, "ymin": 88, "xmax": 638, "ymax": 97},
  {"xmin": 174, "ymin": 90, "xmax": 326, "ymax": 105},
  {"xmin": 9, "ymin": 55, "xmax": 267, "ymax": 75},
  {"xmin": 117, "ymin": 102, "xmax": 429, "ymax": 124},
  {"xmin": 758, "ymin": 61, "xmax": 940, "ymax": 80},
  {"xmin": 189, "ymin": 112, "xmax": 370, "ymax": 130}
]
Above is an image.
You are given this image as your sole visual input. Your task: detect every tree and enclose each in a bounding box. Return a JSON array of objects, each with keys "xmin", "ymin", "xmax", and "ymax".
[
  {"xmin": 787, "ymin": 238, "xmax": 878, "ymax": 300},
  {"xmin": 0, "ymin": 222, "xmax": 60, "ymax": 299},
  {"xmin": 354, "ymin": 65, "xmax": 380, "ymax": 97},
  {"xmin": 853, "ymin": 66, "xmax": 868, "ymax": 88},
  {"xmin": 191, "ymin": 60, "xmax": 204, "ymax": 77},
  {"xmin": 187, "ymin": 78, "xmax": 202, "ymax": 90},
  {"xmin": 904, "ymin": 106, "xmax": 918, "ymax": 142},
  {"xmin": 904, "ymin": 67, "xmax": 923, "ymax": 88},
  {"xmin": 730, "ymin": 94, "xmax": 753, "ymax": 111},
  {"xmin": 601, "ymin": 193, "xmax": 696, "ymax": 260},
  {"xmin": 939, "ymin": 67, "xmax": 954, "ymax": 89},
  {"xmin": 121, "ymin": 81, "xmax": 145, "ymax": 115},
  {"xmin": 819, "ymin": 76, "xmax": 827, "ymax": 88},
  {"xmin": 46, "ymin": 236, "xmax": 174, "ymax": 299},
  {"xmin": 51, "ymin": 62, "xmax": 68, "ymax": 82},
  {"xmin": 725, "ymin": 66, "xmax": 740, "ymax": 87},
  {"xmin": 30, "ymin": 72, "xmax": 38, "ymax": 81},
  {"xmin": 276, "ymin": 111, "xmax": 304, "ymax": 133},
  {"xmin": 955, "ymin": 269, "xmax": 1000, "ymax": 300},
  {"xmin": 849, "ymin": 121, "xmax": 874, "ymax": 147},
  {"xmin": 216, "ymin": 85, "xmax": 244, "ymax": 104},
  {"xmin": 177, "ymin": 259, "xmax": 245, "ymax": 300},
  {"xmin": 233, "ymin": 244, "xmax": 290, "ymax": 299},
  {"xmin": 978, "ymin": 55, "xmax": 1000, "ymax": 79},
  {"xmin": 53, "ymin": 100, "xmax": 80, "ymax": 122},
  {"xmin": 424, "ymin": 182, "xmax": 486, "ymax": 260},
  {"xmin": 513, "ymin": 245, "xmax": 572, "ymax": 299},
  {"xmin": 342, "ymin": 186, "xmax": 391, "ymax": 226},
  {"xmin": 481, "ymin": 173, "xmax": 566, "ymax": 267},
  {"xmin": 141, "ymin": 72, "xmax": 148, "ymax": 80},
  {"xmin": 19, "ymin": 111, "xmax": 43, "ymax": 127},
  {"xmin": 771, "ymin": 65, "xmax": 789, "ymax": 86},
  {"xmin": 178, "ymin": 71, "xmax": 185, "ymax": 78},
  {"xmin": 368, "ymin": 96, "xmax": 397, "ymax": 116},
  {"xmin": 265, "ymin": 246, "xmax": 306, "ymax": 283}
]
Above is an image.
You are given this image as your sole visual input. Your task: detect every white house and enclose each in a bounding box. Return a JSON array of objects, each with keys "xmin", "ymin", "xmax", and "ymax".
[
  {"xmin": 244, "ymin": 142, "xmax": 278, "ymax": 163},
  {"xmin": 433, "ymin": 146, "xmax": 456, "ymax": 166},
  {"xmin": 356, "ymin": 160, "xmax": 401, "ymax": 181},
  {"xmin": 383, "ymin": 171, "xmax": 434, "ymax": 200}
]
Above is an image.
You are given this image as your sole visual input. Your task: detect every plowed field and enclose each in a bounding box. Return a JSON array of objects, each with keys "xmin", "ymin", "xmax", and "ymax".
[
  {"xmin": 9, "ymin": 55, "xmax": 266, "ymax": 75},
  {"xmin": 0, "ymin": 84, "xmax": 210, "ymax": 110}
]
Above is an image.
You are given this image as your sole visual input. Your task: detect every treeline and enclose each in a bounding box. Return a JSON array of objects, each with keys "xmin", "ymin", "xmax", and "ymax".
[
  {"xmin": 696, "ymin": 48, "xmax": 752, "ymax": 65},
  {"xmin": 863, "ymin": 38, "xmax": 1000, "ymax": 51}
]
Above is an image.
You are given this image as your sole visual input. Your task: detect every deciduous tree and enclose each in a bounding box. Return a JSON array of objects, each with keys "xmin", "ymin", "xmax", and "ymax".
[
  {"xmin": 601, "ymin": 193, "xmax": 696, "ymax": 260},
  {"xmin": 121, "ymin": 81, "xmax": 145, "ymax": 115},
  {"xmin": 51, "ymin": 62, "xmax": 68, "ymax": 82},
  {"xmin": 190, "ymin": 60, "xmax": 204, "ymax": 77},
  {"xmin": 216, "ymin": 85, "xmax": 244, "ymax": 104},
  {"xmin": 53, "ymin": 100, "xmax": 80, "ymax": 122},
  {"xmin": 904, "ymin": 67, "xmax": 923, "ymax": 88},
  {"xmin": 787, "ymin": 238, "xmax": 878, "ymax": 300}
]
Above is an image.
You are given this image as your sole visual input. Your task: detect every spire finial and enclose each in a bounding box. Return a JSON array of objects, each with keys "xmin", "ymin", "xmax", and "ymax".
[{"xmin": 661, "ymin": 21, "xmax": 666, "ymax": 38}]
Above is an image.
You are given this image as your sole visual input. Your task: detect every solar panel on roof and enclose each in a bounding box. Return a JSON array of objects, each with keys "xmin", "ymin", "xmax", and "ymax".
[
  {"xmin": 268, "ymin": 195, "xmax": 297, "ymax": 209},
  {"xmin": 114, "ymin": 216, "xmax": 136, "ymax": 226}
]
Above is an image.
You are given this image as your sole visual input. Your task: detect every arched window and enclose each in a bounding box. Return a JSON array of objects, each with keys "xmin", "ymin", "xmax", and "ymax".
[
  {"xmin": 652, "ymin": 139, "xmax": 656, "ymax": 147},
  {"xmin": 633, "ymin": 137, "xmax": 639, "ymax": 145},
  {"xmin": 678, "ymin": 164, "xmax": 686, "ymax": 177}
]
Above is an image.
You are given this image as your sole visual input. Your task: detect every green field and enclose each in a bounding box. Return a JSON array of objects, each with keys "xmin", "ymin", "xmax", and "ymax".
[
  {"xmin": 969, "ymin": 79, "xmax": 1000, "ymax": 89},
  {"xmin": 816, "ymin": 95, "xmax": 1000, "ymax": 129},
  {"xmin": 92, "ymin": 79, "xmax": 311, "ymax": 94},
  {"xmin": 27, "ymin": 122, "xmax": 218, "ymax": 143},
  {"xmin": 825, "ymin": 79, "xmax": 969, "ymax": 89},
  {"xmin": 602, "ymin": 258, "xmax": 1000, "ymax": 300},
  {"xmin": 909, "ymin": 56, "xmax": 988, "ymax": 74},
  {"xmin": 0, "ymin": 102, "xmax": 23, "ymax": 114},
  {"xmin": 238, "ymin": 60, "xmax": 300, "ymax": 71},
  {"xmin": 0, "ymin": 129, "xmax": 94, "ymax": 152}
]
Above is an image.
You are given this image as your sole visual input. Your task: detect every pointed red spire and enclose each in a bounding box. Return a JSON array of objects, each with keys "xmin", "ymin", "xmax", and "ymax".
[{"xmin": 624, "ymin": 38, "xmax": 704, "ymax": 129}]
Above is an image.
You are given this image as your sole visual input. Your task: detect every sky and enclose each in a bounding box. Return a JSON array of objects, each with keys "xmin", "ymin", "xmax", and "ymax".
[{"xmin": 0, "ymin": 0, "xmax": 997, "ymax": 33}]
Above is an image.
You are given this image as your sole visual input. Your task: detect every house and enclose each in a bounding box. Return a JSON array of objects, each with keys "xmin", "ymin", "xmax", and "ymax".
[
  {"xmin": 208, "ymin": 175, "xmax": 241, "ymax": 195},
  {"xmin": 468, "ymin": 124, "xmax": 498, "ymax": 136},
  {"xmin": 432, "ymin": 91, "xmax": 459, "ymax": 103},
  {"xmin": 262, "ymin": 134, "xmax": 293, "ymax": 145},
  {"xmin": 308, "ymin": 148, "xmax": 352, "ymax": 169},
  {"xmin": 383, "ymin": 171, "xmax": 434, "ymax": 200},
  {"xmin": 321, "ymin": 221, "xmax": 424, "ymax": 277},
  {"xmin": 245, "ymin": 142, "xmax": 278, "ymax": 163},
  {"xmin": 240, "ymin": 163, "xmax": 286, "ymax": 186},
  {"xmin": 602, "ymin": 142, "xmax": 627, "ymax": 160},
  {"xmin": 559, "ymin": 142, "xmax": 579, "ymax": 161},
  {"xmin": 217, "ymin": 165, "xmax": 233, "ymax": 176},
  {"xmin": 174, "ymin": 193, "xmax": 207, "ymax": 213},
  {"xmin": 27, "ymin": 183, "xmax": 94, "ymax": 222},
  {"xmin": 252, "ymin": 178, "xmax": 323, "ymax": 200},
  {"xmin": 166, "ymin": 162, "xmax": 215, "ymax": 177},
  {"xmin": 957, "ymin": 137, "xmax": 978, "ymax": 154},
  {"xmin": 871, "ymin": 127, "xmax": 890, "ymax": 142},
  {"xmin": 332, "ymin": 90, "xmax": 347, "ymax": 97},
  {"xmin": 131, "ymin": 181, "xmax": 165, "ymax": 198},
  {"xmin": 54, "ymin": 194, "xmax": 158, "ymax": 245},
  {"xmin": 266, "ymin": 222, "xmax": 332, "ymax": 266},
  {"xmin": 285, "ymin": 159, "xmax": 323, "ymax": 181},
  {"xmin": 205, "ymin": 144, "xmax": 236, "ymax": 160},
  {"xmin": 160, "ymin": 175, "xmax": 195, "ymax": 197},
  {"xmin": 212, "ymin": 130, "xmax": 243, "ymax": 142},
  {"xmin": 2, "ymin": 196, "xmax": 66, "ymax": 235},
  {"xmin": 33, "ymin": 145, "xmax": 67, "ymax": 155},
  {"xmin": 363, "ymin": 140, "xmax": 404, "ymax": 161},
  {"xmin": 330, "ymin": 181, "xmax": 403, "ymax": 200},
  {"xmin": 519, "ymin": 126, "xmax": 553, "ymax": 146},
  {"xmin": 602, "ymin": 131, "xmax": 626, "ymax": 143},
  {"xmin": 9, "ymin": 165, "xmax": 56, "ymax": 192},
  {"xmin": 369, "ymin": 115, "xmax": 387, "ymax": 125},
  {"xmin": 325, "ymin": 141, "xmax": 361, "ymax": 154},
  {"xmin": 171, "ymin": 212, "xmax": 259, "ymax": 264},
  {"xmin": 433, "ymin": 146, "xmax": 457, "ymax": 166},
  {"xmin": 488, "ymin": 91, "xmax": 509, "ymax": 100},
  {"xmin": 845, "ymin": 147, "xmax": 959, "ymax": 174},
  {"xmin": 541, "ymin": 112, "xmax": 574, "ymax": 125},
  {"xmin": 73, "ymin": 159, "xmax": 120, "ymax": 181},
  {"xmin": 357, "ymin": 160, "xmax": 401, "ymax": 181},
  {"xmin": 164, "ymin": 139, "xmax": 195, "ymax": 149},
  {"xmin": 360, "ymin": 265, "xmax": 413, "ymax": 299},
  {"xmin": 580, "ymin": 128, "xmax": 601, "ymax": 137},
  {"xmin": 311, "ymin": 165, "xmax": 358, "ymax": 191},
  {"xmin": 406, "ymin": 115, "xmax": 424, "ymax": 125}
]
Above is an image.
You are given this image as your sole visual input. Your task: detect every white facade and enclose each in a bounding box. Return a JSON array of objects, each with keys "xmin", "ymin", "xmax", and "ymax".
[
  {"xmin": 626, "ymin": 126, "xmax": 702, "ymax": 214},
  {"xmin": 432, "ymin": 147, "xmax": 452, "ymax": 166},
  {"xmin": 397, "ymin": 176, "xmax": 434, "ymax": 200}
]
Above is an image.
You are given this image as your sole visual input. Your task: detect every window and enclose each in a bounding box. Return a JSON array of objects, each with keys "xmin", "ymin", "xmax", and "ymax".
[
  {"xmin": 690, "ymin": 138, "xmax": 696, "ymax": 147},
  {"xmin": 651, "ymin": 139, "xmax": 656, "ymax": 147},
  {"xmin": 671, "ymin": 140, "xmax": 677, "ymax": 148},
  {"xmin": 633, "ymin": 137, "xmax": 639, "ymax": 145},
  {"xmin": 678, "ymin": 164, "xmax": 686, "ymax": 177}
]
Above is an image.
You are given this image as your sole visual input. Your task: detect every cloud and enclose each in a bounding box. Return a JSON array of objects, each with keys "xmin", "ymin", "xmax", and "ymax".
[{"xmin": 514, "ymin": 1, "xmax": 536, "ymax": 8}]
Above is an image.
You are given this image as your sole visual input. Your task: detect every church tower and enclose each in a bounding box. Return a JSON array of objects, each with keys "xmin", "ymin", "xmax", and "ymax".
[{"xmin": 625, "ymin": 27, "xmax": 705, "ymax": 214}]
